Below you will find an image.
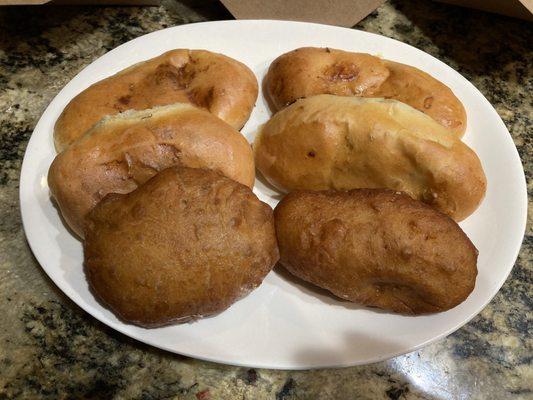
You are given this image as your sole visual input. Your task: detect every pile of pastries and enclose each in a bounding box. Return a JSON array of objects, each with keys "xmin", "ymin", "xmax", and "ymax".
[{"xmin": 48, "ymin": 47, "xmax": 486, "ymax": 327}]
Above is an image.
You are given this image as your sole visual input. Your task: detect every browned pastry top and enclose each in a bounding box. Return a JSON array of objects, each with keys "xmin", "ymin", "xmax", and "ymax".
[
  {"xmin": 254, "ymin": 95, "xmax": 486, "ymax": 221},
  {"xmin": 54, "ymin": 49, "xmax": 258, "ymax": 151},
  {"xmin": 48, "ymin": 104, "xmax": 255, "ymax": 237},
  {"xmin": 84, "ymin": 166, "xmax": 279, "ymax": 327},
  {"xmin": 264, "ymin": 47, "xmax": 466, "ymax": 137},
  {"xmin": 274, "ymin": 189, "xmax": 478, "ymax": 315}
]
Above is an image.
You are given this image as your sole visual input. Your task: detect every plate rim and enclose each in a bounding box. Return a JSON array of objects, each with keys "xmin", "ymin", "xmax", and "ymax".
[{"xmin": 19, "ymin": 19, "xmax": 528, "ymax": 370}]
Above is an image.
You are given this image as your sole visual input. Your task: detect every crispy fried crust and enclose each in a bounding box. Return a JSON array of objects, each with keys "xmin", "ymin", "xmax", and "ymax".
[
  {"xmin": 274, "ymin": 189, "xmax": 478, "ymax": 314},
  {"xmin": 254, "ymin": 95, "xmax": 486, "ymax": 221},
  {"xmin": 265, "ymin": 47, "xmax": 466, "ymax": 137},
  {"xmin": 54, "ymin": 49, "xmax": 258, "ymax": 151},
  {"xmin": 48, "ymin": 104, "xmax": 255, "ymax": 237},
  {"xmin": 84, "ymin": 167, "xmax": 279, "ymax": 327}
]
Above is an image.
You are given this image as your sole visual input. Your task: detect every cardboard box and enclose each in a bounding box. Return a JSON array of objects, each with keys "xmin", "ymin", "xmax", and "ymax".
[
  {"xmin": 0, "ymin": 0, "xmax": 159, "ymax": 4},
  {"xmin": 219, "ymin": 0, "xmax": 532, "ymax": 24},
  {"xmin": 2, "ymin": 0, "xmax": 531, "ymax": 24},
  {"xmin": 220, "ymin": 0, "xmax": 385, "ymax": 27}
]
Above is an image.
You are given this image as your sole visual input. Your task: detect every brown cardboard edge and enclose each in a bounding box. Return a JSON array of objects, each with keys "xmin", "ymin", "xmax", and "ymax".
[
  {"xmin": 0, "ymin": 0, "xmax": 160, "ymax": 4},
  {"xmin": 219, "ymin": 0, "xmax": 385, "ymax": 27}
]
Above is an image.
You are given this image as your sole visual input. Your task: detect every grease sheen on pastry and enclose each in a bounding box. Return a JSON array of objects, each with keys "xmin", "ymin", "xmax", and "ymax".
[
  {"xmin": 84, "ymin": 167, "xmax": 279, "ymax": 327},
  {"xmin": 274, "ymin": 189, "xmax": 478, "ymax": 314}
]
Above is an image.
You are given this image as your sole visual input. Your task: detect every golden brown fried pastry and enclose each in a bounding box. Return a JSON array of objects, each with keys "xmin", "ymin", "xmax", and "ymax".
[
  {"xmin": 254, "ymin": 95, "xmax": 486, "ymax": 221},
  {"xmin": 54, "ymin": 49, "xmax": 258, "ymax": 151},
  {"xmin": 274, "ymin": 189, "xmax": 478, "ymax": 314},
  {"xmin": 48, "ymin": 104, "xmax": 255, "ymax": 237},
  {"xmin": 84, "ymin": 167, "xmax": 279, "ymax": 327},
  {"xmin": 265, "ymin": 47, "xmax": 466, "ymax": 136}
]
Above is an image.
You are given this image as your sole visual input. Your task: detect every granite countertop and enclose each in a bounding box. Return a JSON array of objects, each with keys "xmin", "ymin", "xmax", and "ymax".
[{"xmin": 0, "ymin": 0, "xmax": 531, "ymax": 398}]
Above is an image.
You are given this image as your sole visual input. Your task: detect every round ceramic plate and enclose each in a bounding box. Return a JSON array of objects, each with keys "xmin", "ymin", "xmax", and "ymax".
[{"xmin": 20, "ymin": 20, "xmax": 527, "ymax": 369}]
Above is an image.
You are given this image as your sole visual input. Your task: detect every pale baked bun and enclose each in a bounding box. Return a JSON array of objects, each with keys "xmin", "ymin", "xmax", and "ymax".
[
  {"xmin": 48, "ymin": 103, "xmax": 255, "ymax": 237},
  {"xmin": 85, "ymin": 167, "xmax": 279, "ymax": 327},
  {"xmin": 254, "ymin": 95, "xmax": 486, "ymax": 221},
  {"xmin": 54, "ymin": 49, "xmax": 258, "ymax": 151},
  {"xmin": 265, "ymin": 47, "xmax": 466, "ymax": 137},
  {"xmin": 275, "ymin": 189, "xmax": 478, "ymax": 315}
]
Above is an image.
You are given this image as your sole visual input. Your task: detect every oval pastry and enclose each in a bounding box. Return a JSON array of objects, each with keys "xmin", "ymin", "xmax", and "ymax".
[
  {"xmin": 85, "ymin": 167, "xmax": 279, "ymax": 327},
  {"xmin": 54, "ymin": 49, "xmax": 258, "ymax": 151},
  {"xmin": 254, "ymin": 95, "xmax": 486, "ymax": 221},
  {"xmin": 265, "ymin": 47, "xmax": 466, "ymax": 136},
  {"xmin": 49, "ymin": 104, "xmax": 255, "ymax": 237},
  {"xmin": 274, "ymin": 189, "xmax": 478, "ymax": 314}
]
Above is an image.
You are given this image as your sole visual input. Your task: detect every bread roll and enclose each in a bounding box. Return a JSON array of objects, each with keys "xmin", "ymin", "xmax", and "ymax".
[
  {"xmin": 274, "ymin": 189, "xmax": 478, "ymax": 314},
  {"xmin": 54, "ymin": 49, "xmax": 258, "ymax": 151},
  {"xmin": 85, "ymin": 167, "xmax": 279, "ymax": 327},
  {"xmin": 48, "ymin": 104, "xmax": 255, "ymax": 237},
  {"xmin": 265, "ymin": 47, "xmax": 466, "ymax": 137},
  {"xmin": 254, "ymin": 95, "xmax": 486, "ymax": 221}
]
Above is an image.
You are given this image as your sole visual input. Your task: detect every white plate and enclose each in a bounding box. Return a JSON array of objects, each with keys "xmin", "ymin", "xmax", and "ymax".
[{"xmin": 20, "ymin": 20, "xmax": 527, "ymax": 369}]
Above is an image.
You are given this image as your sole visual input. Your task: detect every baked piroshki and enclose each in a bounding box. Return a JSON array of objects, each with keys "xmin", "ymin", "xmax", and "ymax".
[
  {"xmin": 49, "ymin": 103, "xmax": 255, "ymax": 237},
  {"xmin": 264, "ymin": 47, "xmax": 466, "ymax": 137},
  {"xmin": 54, "ymin": 49, "xmax": 258, "ymax": 151},
  {"xmin": 254, "ymin": 95, "xmax": 486, "ymax": 221}
]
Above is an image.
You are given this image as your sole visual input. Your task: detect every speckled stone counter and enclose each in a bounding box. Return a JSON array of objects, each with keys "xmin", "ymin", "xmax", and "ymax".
[{"xmin": 0, "ymin": 1, "xmax": 531, "ymax": 399}]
